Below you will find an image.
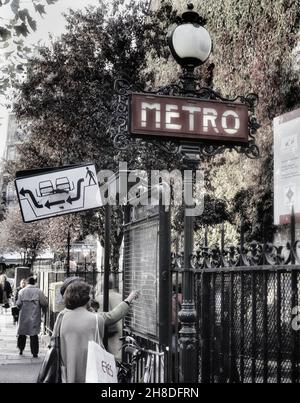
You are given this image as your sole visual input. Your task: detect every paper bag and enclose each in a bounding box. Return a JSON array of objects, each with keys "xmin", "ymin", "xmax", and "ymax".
[{"xmin": 85, "ymin": 340, "xmax": 118, "ymax": 383}]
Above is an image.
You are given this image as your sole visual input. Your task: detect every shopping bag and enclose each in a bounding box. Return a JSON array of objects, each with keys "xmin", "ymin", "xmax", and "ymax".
[
  {"xmin": 37, "ymin": 335, "xmax": 62, "ymax": 383},
  {"xmin": 37, "ymin": 312, "xmax": 64, "ymax": 384},
  {"xmin": 85, "ymin": 340, "xmax": 118, "ymax": 383}
]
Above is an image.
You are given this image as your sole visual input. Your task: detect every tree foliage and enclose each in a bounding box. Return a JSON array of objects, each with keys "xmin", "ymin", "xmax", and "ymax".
[
  {"xmin": 0, "ymin": 204, "xmax": 47, "ymax": 265},
  {"xmin": 10, "ymin": 0, "xmax": 299, "ymax": 257},
  {"xmin": 0, "ymin": 204, "xmax": 82, "ymax": 265},
  {"xmin": 0, "ymin": 0, "xmax": 59, "ymax": 100},
  {"xmin": 12, "ymin": 0, "xmax": 183, "ymax": 265},
  {"xmin": 170, "ymin": 0, "xmax": 300, "ymax": 243}
]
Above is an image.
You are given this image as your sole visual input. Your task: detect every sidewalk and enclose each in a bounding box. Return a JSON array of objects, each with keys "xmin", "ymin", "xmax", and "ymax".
[{"xmin": 0, "ymin": 308, "xmax": 47, "ymax": 383}]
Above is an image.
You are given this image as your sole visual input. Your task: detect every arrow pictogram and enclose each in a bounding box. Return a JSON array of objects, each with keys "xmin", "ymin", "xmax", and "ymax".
[
  {"xmin": 20, "ymin": 188, "xmax": 43, "ymax": 208},
  {"xmin": 45, "ymin": 199, "xmax": 65, "ymax": 209},
  {"xmin": 66, "ymin": 178, "xmax": 84, "ymax": 204}
]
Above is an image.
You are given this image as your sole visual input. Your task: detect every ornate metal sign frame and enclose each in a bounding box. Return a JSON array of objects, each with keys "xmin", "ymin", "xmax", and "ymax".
[{"xmin": 109, "ymin": 77, "xmax": 260, "ymax": 159}]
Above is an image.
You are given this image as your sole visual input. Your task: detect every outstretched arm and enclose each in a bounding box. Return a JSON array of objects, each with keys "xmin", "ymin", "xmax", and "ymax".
[{"xmin": 102, "ymin": 290, "xmax": 140, "ymax": 326}]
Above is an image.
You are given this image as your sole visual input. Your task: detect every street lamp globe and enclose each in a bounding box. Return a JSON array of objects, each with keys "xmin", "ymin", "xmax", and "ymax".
[{"xmin": 167, "ymin": 3, "xmax": 212, "ymax": 68}]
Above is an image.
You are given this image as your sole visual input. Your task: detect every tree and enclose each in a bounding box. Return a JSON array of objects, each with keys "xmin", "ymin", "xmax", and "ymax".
[
  {"xmin": 0, "ymin": 0, "xmax": 60, "ymax": 99},
  {"xmin": 0, "ymin": 204, "xmax": 47, "ymax": 265},
  {"xmin": 0, "ymin": 204, "xmax": 82, "ymax": 266},
  {"xmin": 11, "ymin": 0, "xmax": 183, "ymax": 268},
  {"xmin": 166, "ymin": 0, "xmax": 300, "ymax": 243}
]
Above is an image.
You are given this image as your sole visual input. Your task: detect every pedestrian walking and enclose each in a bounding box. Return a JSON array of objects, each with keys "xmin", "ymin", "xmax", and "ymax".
[
  {"xmin": 54, "ymin": 280, "xmax": 139, "ymax": 383},
  {"xmin": 11, "ymin": 278, "xmax": 27, "ymax": 324},
  {"xmin": 16, "ymin": 276, "xmax": 48, "ymax": 357},
  {"xmin": 0, "ymin": 274, "xmax": 13, "ymax": 312}
]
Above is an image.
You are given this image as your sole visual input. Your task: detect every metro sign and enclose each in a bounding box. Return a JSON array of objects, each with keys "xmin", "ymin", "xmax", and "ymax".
[{"xmin": 130, "ymin": 93, "xmax": 249, "ymax": 144}]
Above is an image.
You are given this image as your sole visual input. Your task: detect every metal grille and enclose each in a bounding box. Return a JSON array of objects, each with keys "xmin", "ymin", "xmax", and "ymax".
[
  {"xmin": 197, "ymin": 267, "xmax": 300, "ymax": 383},
  {"xmin": 123, "ymin": 217, "xmax": 159, "ymax": 339}
]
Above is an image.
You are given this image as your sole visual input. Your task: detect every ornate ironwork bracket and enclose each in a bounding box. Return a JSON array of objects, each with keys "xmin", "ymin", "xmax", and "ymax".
[
  {"xmin": 172, "ymin": 239, "xmax": 300, "ymax": 269},
  {"xmin": 109, "ymin": 77, "xmax": 261, "ymax": 159}
]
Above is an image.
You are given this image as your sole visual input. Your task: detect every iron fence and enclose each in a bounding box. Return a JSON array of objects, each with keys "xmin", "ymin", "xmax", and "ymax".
[
  {"xmin": 171, "ymin": 234, "xmax": 300, "ymax": 383},
  {"xmin": 197, "ymin": 266, "xmax": 300, "ymax": 383}
]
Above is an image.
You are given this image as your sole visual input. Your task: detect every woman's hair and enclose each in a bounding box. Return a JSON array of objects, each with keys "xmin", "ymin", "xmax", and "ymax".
[
  {"xmin": 60, "ymin": 276, "xmax": 84, "ymax": 297},
  {"xmin": 64, "ymin": 281, "xmax": 91, "ymax": 310}
]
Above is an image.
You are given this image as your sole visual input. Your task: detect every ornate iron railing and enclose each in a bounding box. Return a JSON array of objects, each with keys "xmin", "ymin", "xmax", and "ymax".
[{"xmin": 170, "ymin": 213, "xmax": 300, "ymax": 383}]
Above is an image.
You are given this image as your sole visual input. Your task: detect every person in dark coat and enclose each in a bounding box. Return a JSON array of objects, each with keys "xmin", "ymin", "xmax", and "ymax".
[
  {"xmin": 11, "ymin": 279, "xmax": 26, "ymax": 324},
  {"xmin": 16, "ymin": 277, "xmax": 48, "ymax": 357},
  {"xmin": 0, "ymin": 274, "xmax": 13, "ymax": 309}
]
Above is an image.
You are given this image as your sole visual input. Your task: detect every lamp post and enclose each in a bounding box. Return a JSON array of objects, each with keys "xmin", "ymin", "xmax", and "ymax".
[
  {"xmin": 66, "ymin": 226, "xmax": 71, "ymax": 277},
  {"xmin": 167, "ymin": 3, "xmax": 212, "ymax": 383},
  {"xmin": 110, "ymin": 0, "xmax": 260, "ymax": 384}
]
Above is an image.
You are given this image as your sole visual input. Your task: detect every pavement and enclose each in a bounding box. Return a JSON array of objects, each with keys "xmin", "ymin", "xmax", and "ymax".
[{"xmin": 0, "ymin": 307, "xmax": 47, "ymax": 383}]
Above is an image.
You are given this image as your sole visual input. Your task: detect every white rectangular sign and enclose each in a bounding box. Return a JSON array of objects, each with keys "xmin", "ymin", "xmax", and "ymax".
[
  {"xmin": 15, "ymin": 164, "xmax": 102, "ymax": 222},
  {"xmin": 274, "ymin": 108, "xmax": 300, "ymax": 225}
]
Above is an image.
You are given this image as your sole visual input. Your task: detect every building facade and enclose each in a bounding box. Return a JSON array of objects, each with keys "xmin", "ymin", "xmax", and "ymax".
[{"xmin": 1, "ymin": 113, "xmax": 26, "ymax": 207}]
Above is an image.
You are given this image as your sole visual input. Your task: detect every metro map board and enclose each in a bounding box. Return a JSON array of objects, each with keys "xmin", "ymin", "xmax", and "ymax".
[
  {"xmin": 274, "ymin": 108, "xmax": 300, "ymax": 225},
  {"xmin": 130, "ymin": 93, "xmax": 249, "ymax": 144}
]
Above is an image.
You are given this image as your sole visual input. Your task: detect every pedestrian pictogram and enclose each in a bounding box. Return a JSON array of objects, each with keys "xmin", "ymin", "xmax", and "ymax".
[
  {"xmin": 15, "ymin": 164, "xmax": 102, "ymax": 222},
  {"xmin": 86, "ymin": 167, "xmax": 97, "ymax": 185}
]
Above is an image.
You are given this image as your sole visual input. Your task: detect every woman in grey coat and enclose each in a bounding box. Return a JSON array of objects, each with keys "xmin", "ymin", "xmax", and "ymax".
[
  {"xmin": 16, "ymin": 277, "xmax": 48, "ymax": 357},
  {"xmin": 54, "ymin": 281, "xmax": 139, "ymax": 383}
]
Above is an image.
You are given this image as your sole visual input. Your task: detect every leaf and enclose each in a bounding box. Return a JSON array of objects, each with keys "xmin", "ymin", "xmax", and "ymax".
[
  {"xmin": 4, "ymin": 50, "xmax": 14, "ymax": 58},
  {"xmin": 45, "ymin": 0, "xmax": 58, "ymax": 4},
  {"xmin": 10, "ymin": 0, "xmax": 20, "ymax": 16},
  {"xmin": 0, "ymin": 27, "xmax": 11, "ymax": 41},
  {"xmin": 34, "ymin": 4, "xmax": 45, "ymax": 16},
  {"xmin": 0, "ymin": 0, "xmax": 11, "ymax": 6},
  {"xmin": 18, "ymin": 8, "xmax": 30, "ymax": 22},
  {"xmin": 0, "ymin": 41, "xmax": 10, "ymax": 48},
  {"xmin": 16, "ymin": 64, "xmax": 24, "ymax": 72},
  {"xmin": 13, "ymin": 38, "xmax": 23, "ymax": 45},
  {"xmin": 27, "ymin": 15, "xmax": 36, "ymax": 31},
  {"xmin": 14, "ymin": 22, "xmax": 29, "ymax": 37}
]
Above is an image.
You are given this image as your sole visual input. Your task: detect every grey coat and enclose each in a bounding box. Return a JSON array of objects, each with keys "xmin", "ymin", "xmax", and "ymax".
[
  {"xmin": 16, "ymin": 285, "xmax": 48, "ymax": 336},
  {"xmin": 54, "ymin": 302, "xmax": 129, "ymax": 383},
  {"xmin": 99, "ymin": 290, "xmax": 122, "ymax": 359}
]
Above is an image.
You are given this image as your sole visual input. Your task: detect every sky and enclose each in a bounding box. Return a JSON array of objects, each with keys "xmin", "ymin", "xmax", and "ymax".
[{"xmin": 0, "ymin": 0, "xmax": 100, "ymax": 159}]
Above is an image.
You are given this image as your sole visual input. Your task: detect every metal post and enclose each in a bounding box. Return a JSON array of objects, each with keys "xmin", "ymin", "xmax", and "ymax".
[
  {"xmin": 66, "ymin": 226, "xmax": 71, "ymax": 277},
  {"xmin": 291, "ymin": 205, "xmax": 296, "ymax": 264},
  {"xmin": 178, "ymin": 156, "xmax": 198, "ymax": 383},
  {"xmin": 291, "ymin": 206, "xmax": 299, "ymax": 382},
  {"xmin": 103, "ymin": 204, "xmax": 111, "ymax": 349},
  {"xmin": 158, "ymin": 203, "xmax": 171, "ymax": 382},
  {"xmin": 92, "ymin": 266, "xmax": 95, "ymax": 299}
]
